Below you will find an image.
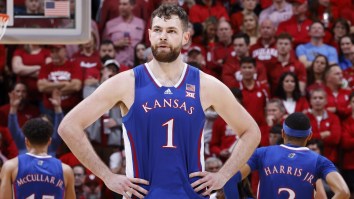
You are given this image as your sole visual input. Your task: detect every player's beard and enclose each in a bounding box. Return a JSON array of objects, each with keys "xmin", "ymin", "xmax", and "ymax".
[{"xmin": 151, "ymin": 43, "xmax": 181, "ymax": 63}]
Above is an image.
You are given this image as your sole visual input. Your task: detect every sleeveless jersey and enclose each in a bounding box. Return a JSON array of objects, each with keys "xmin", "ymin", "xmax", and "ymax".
[
  {"xmin": 122, "ymin": 64, "xmax": 207, "ymax": 199},
  {"xmin": 248, "ymin": 144, "xmax": 337, "ymax": 199},
  {"xmin": 14, "ymin": 153, "xmax": 65, "ymax": 199}
]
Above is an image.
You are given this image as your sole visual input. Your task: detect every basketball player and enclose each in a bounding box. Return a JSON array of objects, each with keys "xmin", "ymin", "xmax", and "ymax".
[
  {"xmin": 0, "ymin": 118, "xmax": 75, "ymax": 199},
  {"xmin": 58, "ymin": 4, "xmax": 260, "ymax": 199},
  {"xmin": 233, "ymin": 112, "xmax": 350, "ymax": 199}
]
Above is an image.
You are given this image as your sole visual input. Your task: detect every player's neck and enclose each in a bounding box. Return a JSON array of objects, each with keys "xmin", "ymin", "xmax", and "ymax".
[
  {"xmin": 148, "ymin": 58, "xmax": 186, "ymax": 86},
  {"xmin": 284, "ymin": 141, "xmax": 305, "ymax": 147},
  {"xmin": 28, "ymin": 148, "xmax": 49, "ymax": 156}
]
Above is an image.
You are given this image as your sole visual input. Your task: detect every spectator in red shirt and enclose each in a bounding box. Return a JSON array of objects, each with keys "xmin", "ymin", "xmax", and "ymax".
[
  {"xmin": 268, "ymin": 33, "xmax": 307, "ymax": 94},
  {"xmin": 189, "ymin": 0, "xmax": 229, "ymax": 24},
  {"xmin": 0, "ymin": 83, "xmax": 40, "ymax": 128},
  {"xmin": 222, "ymin": 32, "xmax": 268, "ymax": 88},
  {"xmin": 274, "ymin": 72, "xmax": 310, "ymax": 114},
  {"xmin": 307, "ymin": 88, "xmax": 341, "ymax": 164},
  {"xmin": 241, "ymin": 12, "xmax": 259, "ymax": 46},
  {"xmin": 249, "ymin": 18, "xmax": 277, "ymax": 65},
  {"xmin": 37, "ymin": 45, "xmax": 82, "ymax": 114},
  {"xmin": 277, "ymin": 0, "xmax": 312, "ymax": 48},
  {"xmin": 0, "ymin": 127, "xmax": 19, "ymax": 160},
  {"xmin": 208, "ymin": 20, "xmax": 234, "ymax": 79},
  {"xmin": 230, "ymin": 0, "xmax": 258, "ymax": 33},
  {"xmin": 238, "ymin": 57, "xmax": 269, "ymax": 126},
  {"xmin": 12, "ymin": 45, "xmax": 52, "ymax": 104},
  {"xmin": 72, "ymin": 33, "xmax": 102, "ymax": 99},
  {"xmin": 328, "ymin": 18, "xmax": 351, "ymax": 52},
  {"xmin": 343, "ymin": 46, "xmax": 354, "ymax": 91},
  {"xmin": 341, "ymin": 92, "xmax": 354, "ymax": 196},
  {"xmin": 324, "ymin": 64, "xmax": 351, "ymax": 119},
  {"xmin": 306, "ymin": 54, "xmax": 330, "ymax": 94}
]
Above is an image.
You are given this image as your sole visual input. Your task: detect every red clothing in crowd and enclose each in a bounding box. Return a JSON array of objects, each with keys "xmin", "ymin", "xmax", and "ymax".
[
  {"xmin": 324, "ymin": 86, "xmax": 352, "ymax": 119},
  {"xmin": 0, "ymin": 127, "xmax": 19, "ymax": 159},
  {"xmin": 59, "ymin": 152, "xmax": 81, "ymax": 168},
  {"xmin": 13, "ymin": 47, "xmax": 51, "ymax": 102},
  {"xmin": 267, "ymin": 56, "xmax": 307, "ymax": 94},
  {"xmin": 0, "ymin": 45, "xmax": 5, "ymax": 74},
  {"xmin": 189, "ymin": 3, "xmax": 229, "ymax": 24},
  {"xmin": 283, "ymin": 97, "xmax": 310, "ymax": 114},
  {"xmin": 210, "ymin": 116, "xmax": 237, "ymax": 157},
  {"xmin": 249, "ymin": 38, "xmax": 277, "ymax": 68},
  {"xmin": 277, "ymin": 16, "xmax": 312, "ymax": 48},
  {"xmin": 342, "ymin": 116, "xmax": 354, "ymax": 170},
  {"xmin": 72, "ymin": 51, "xmax": 102, "ymax": 81},
  {"xmin": 307, "ymin": 111, "xmax": 341, "ymax": 164},
  {"xmin": 38, "ymin": 60, "xmax": 82, "ymax": 111},
  {"xmin": 222, "ymin": 52, "xmax": 268, "ymax": 88},
  {"xmin": 0, "ymin": 104, "xmax": 40, "ymax": 128},
  {"xmin": 206, "ymin": 42, "xmax": 234, "ymax": 80},
  {"xmin": 343, "ymin": 67, "xmax": 354, "ymax": 90},
  {"xmin": 230, "ymin": 12, "xmax": 243, "ymax": 33},
  {"xmin": 239, "ymin": 81, "xmax": 269, "ymax": 126}
]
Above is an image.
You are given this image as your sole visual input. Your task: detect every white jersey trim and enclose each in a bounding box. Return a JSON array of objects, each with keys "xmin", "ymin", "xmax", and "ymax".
[
  {"xmin": 144, "ymin": 63, "xmax": 188, "ymax": 88},
  {"xmin": 25, "ymin": 153, "xmax": 52, "ymax": 159},
  {"xmin": 280, "ymin": 144, "xmax": 310, "ymax": 151},
  {"xmin": 122, "ymin": 124, "xmax": 134, "ymax": 179}
]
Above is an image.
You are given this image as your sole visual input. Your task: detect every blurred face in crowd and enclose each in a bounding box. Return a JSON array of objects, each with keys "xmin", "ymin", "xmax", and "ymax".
[
  {"xmin": 282, "ymin": 74, "xmax": 296, "ymax": 94},
  {"xmin": 266, "ymin": 102, "xmax": 284, "ymax": 121},
  {"xmin": 310, "ymin": 90, "xmax": 327, "ymax": 111},
  {"xmin": 333, "ymin": 22, "xmax": 348, "ymax": 39},
  {"xmin": 149, "ymin": 15, "xmax": 189, "ymax": 62},
  {"xmin": 240, "ymin": 62, "xmax": 256, "ymax": 80},
  {"xmin": 313, "ymin": 56, "xmax": 327, "ymax": 74},
  {"xmin": 82, "ymin": 34, "xmax": 96, "ymax": 51},
  {"xmin": 161, "ymin": 0, "xmax": 178, "ymax": 5},
  {"xmin": 243, "ymin": 14, "xmax": 257, "ymax": 32},
  {"xmin": 205, "ymin": 160, "xmax": 221, "ymax": 173},
  {"xmin": 51, "ymin": 47, "xmax": 67, "ymax": 65},
  {"xmin": 243, "ymin": 0, "xmax": 257, "ymax": 11},
  {"xmin": 99, "ymin": 43, "xmax": 115, "ymax": 59},
  {"xmin": 276, "ymin": 38, "xmax": 292, "ymax": 56},
  {"xmin": 340, "ymin": 36, "xmax": 353, "ymax": 55},
  {"xmin": 292, "ymin": 2, "xmax": 307, "ymax": 15},
  {"xmin": 269, "ymin": 133, "xmax": 281, "ymax": 146},
  {"xmin": 309, "ymin": 22, "xmax": 325, "ymax": 39},
  {"xmin": 326, "ymin": 66, "xmax": 343, "ymax": 87},
  {"xmin": 217, "ymin": 21, "xmax": 233, "ymax": 44},
  {"xmin": 234, "ymin": 38, "xmax": 249, "ymax": 57},
  {"xmin": 25, "ymin": 0, "xmax": 41, "ymax": 13},
  {"xmin": 260, "ymin": 19, "xmax": 276, "ymax": 40},
  {"xmin": 206, "ymin": 23, "xmax": 217, "ymax": 41},
  {"xmin": 187, "ymin": 22, "xmax": 194, "ymax": 38},
  {"xmin": 73, "ymin": 166, "xmax": 86, "ymax": 187},
  {"xmin": 136, "ymin": 43, "xmax": 146, "ymax": 61},
  {"xmin": 119, "ymin": 0, "xmax": 133, "ymax": 18},
  {"xmin": 307, "ymin": 143, "xmax": 321, "ymax": 154},
  {"xmin": 13, "ymin": 83, "xmax": 27, "ymax": 101}
]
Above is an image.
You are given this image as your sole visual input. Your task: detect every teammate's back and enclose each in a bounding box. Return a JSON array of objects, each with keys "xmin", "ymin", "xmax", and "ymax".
[
  {"xmin": 0, "ymin": 118, "xmax": 75, "ymax": 199},
  {"xmin": 249, "ymin": 144, "xmax": 335, "ymax": 198}
]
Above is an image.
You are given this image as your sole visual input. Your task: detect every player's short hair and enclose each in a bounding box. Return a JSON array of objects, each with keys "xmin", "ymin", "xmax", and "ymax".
[
  {"xmin": 151, "ymin": 4, "xmax": 189, "ymax": 31},
  {"xmin": 22, "ymin": 118, "xmax": 53, "ymax": 146},
  {"xmin": 283, "ymin": 112, "xmax": 311, "ymax": 138},
  {"xmin": 240, "ymin": 56, "xmax": 256, "ymax": 67}
]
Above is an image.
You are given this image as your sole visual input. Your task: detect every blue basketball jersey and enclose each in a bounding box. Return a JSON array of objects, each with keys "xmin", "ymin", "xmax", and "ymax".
[
  {"xmin": 248, "ymin": 144, "xmax": 337, "ymax": 199},
  {"xmin": 14, "ymin": 153, "xmax": 65, "ymax": 199},
  {"xmin": 122, "ymin": 64, "xmax": 207, "ymax": 199}
]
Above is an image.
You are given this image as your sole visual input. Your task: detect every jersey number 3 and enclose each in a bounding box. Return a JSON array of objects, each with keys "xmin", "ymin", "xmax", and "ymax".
[
  {"xmin": 26, "ymin": 194, "xmax": 54, "ymax": 199},
  {"xmin": 278, "ymin": 188, "xmax": 295, "ymax": 199},
  {"xmin": 162, "ymin": 119, "xmax": 176, "ymax": 148}
]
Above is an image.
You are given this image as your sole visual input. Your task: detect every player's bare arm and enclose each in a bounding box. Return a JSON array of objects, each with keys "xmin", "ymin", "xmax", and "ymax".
[
  {"xmin": 58, "ymin": 69, "xmax": 149, "ymax": 198},
  {"xmin": 325, "ymin": 172, "xmax": 350, "ymax": 199},
  {"xmin": 190, "ymin": 72, "xmax": 261, "ymax": 195},
  {"xmin": 62, "ymin": 163, "xmax": 76, "ymax": 199},
  {"xmin": 0, "ymin": 158, "xmax": 18, "ymax": 199}
]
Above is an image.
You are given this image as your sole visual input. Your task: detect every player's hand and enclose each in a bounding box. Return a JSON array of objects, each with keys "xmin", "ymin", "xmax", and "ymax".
[
  {"xmin": 104, "ymin": 174, "xmax": 149, "ymax": 199},
  {"xmin": 189, "ymin": 171, "xmax": 228, "ymax": 196}
]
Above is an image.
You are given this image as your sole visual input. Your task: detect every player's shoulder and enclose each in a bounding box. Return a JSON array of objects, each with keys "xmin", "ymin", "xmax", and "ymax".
[
  {"xmin": 1, "ymin": 157, "xmax": 18, "ymax": 174},
  {"xmin": 199, "ymin": 70, "xmax": 227, "ymax": 91},
  {"xmin": 61, "ymin": 163, "xmax": 74, "ymax": 174}
]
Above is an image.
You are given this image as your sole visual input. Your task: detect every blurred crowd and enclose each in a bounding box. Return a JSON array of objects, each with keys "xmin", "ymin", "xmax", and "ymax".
[{"xmin": 1, "ymin": 0, "xmax": 354, "ymax": 198}]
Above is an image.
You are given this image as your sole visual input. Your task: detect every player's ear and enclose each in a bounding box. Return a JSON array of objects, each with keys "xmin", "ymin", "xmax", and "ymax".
[
  {"xmin": 182, "ymin": 31, "xmax": 190, "ymax": 46},
  {"xmin": 25, "ymin": 138, "xmax": 30, "ymax": 148},
  {"xmin": 47, "ymin": 138, "xmax": 52, "ymax": 146},
  {"xmin": 307, "ymin": 133, "xmax": 313, "ymax": 141},
  {"xmin": 281, "ymin": 130, "xmax": 285, "ymax": 139}
]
